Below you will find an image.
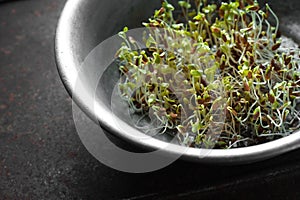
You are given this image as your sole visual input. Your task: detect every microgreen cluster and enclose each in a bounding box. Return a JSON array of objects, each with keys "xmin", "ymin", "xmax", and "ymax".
[{"xmin": 116, "ymin": 0, "xmax": 300, "ymax": 148}]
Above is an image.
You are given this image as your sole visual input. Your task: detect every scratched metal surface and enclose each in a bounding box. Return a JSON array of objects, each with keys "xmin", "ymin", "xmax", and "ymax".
[{"xmin": 1, "ymin": 0, "xmax": 300, "ymax": 199}]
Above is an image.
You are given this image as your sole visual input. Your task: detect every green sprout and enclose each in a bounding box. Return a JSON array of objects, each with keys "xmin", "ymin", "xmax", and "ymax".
[{"xmin": 115, "ymin": 0, "xmax": 300, "ymax": 149}]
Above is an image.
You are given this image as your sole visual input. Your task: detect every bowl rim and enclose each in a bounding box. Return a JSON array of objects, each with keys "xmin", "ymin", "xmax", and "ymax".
[{"xmin": 55, "ymin": 0, "xmax": 300, "ymax": 164}]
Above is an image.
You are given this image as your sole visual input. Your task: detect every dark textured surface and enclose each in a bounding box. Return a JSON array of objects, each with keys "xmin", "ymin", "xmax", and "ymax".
[{"xmin": 1, "ymin": 0, "xmax": 300, "ymax": 199}]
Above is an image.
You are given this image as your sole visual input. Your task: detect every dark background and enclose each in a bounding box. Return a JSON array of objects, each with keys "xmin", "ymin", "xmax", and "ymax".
[{"xmin": 1, "ymin": 0, "xmax": 300, "ymax": 199}]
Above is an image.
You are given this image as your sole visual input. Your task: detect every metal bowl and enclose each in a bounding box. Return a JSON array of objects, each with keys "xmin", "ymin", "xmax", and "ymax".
[{"xmin": 55, "ymin": 0, "xmax": 300, "ymax": 164}]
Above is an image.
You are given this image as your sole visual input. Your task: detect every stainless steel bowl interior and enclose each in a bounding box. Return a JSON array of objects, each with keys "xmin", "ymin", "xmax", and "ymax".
[{"xmin": 55, "ymin": 0, "xmax": 300, "ymax": 164}]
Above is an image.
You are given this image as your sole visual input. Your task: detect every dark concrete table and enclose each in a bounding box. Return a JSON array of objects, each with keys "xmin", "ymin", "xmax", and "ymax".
[{"xmin": 1, "ymin": 0, "xmax": 300, "ymax": 199}]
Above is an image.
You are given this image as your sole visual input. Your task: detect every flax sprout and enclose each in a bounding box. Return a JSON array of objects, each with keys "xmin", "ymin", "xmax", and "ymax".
[{"xmin": 116, "ymin": 0, "xmax": 300, "ymax": 149}]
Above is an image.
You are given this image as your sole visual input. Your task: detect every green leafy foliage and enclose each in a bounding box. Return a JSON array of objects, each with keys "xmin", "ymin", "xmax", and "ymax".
[{"xmin": 116, "ymin": 0, "xmax": 300, "ymax": 149}]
